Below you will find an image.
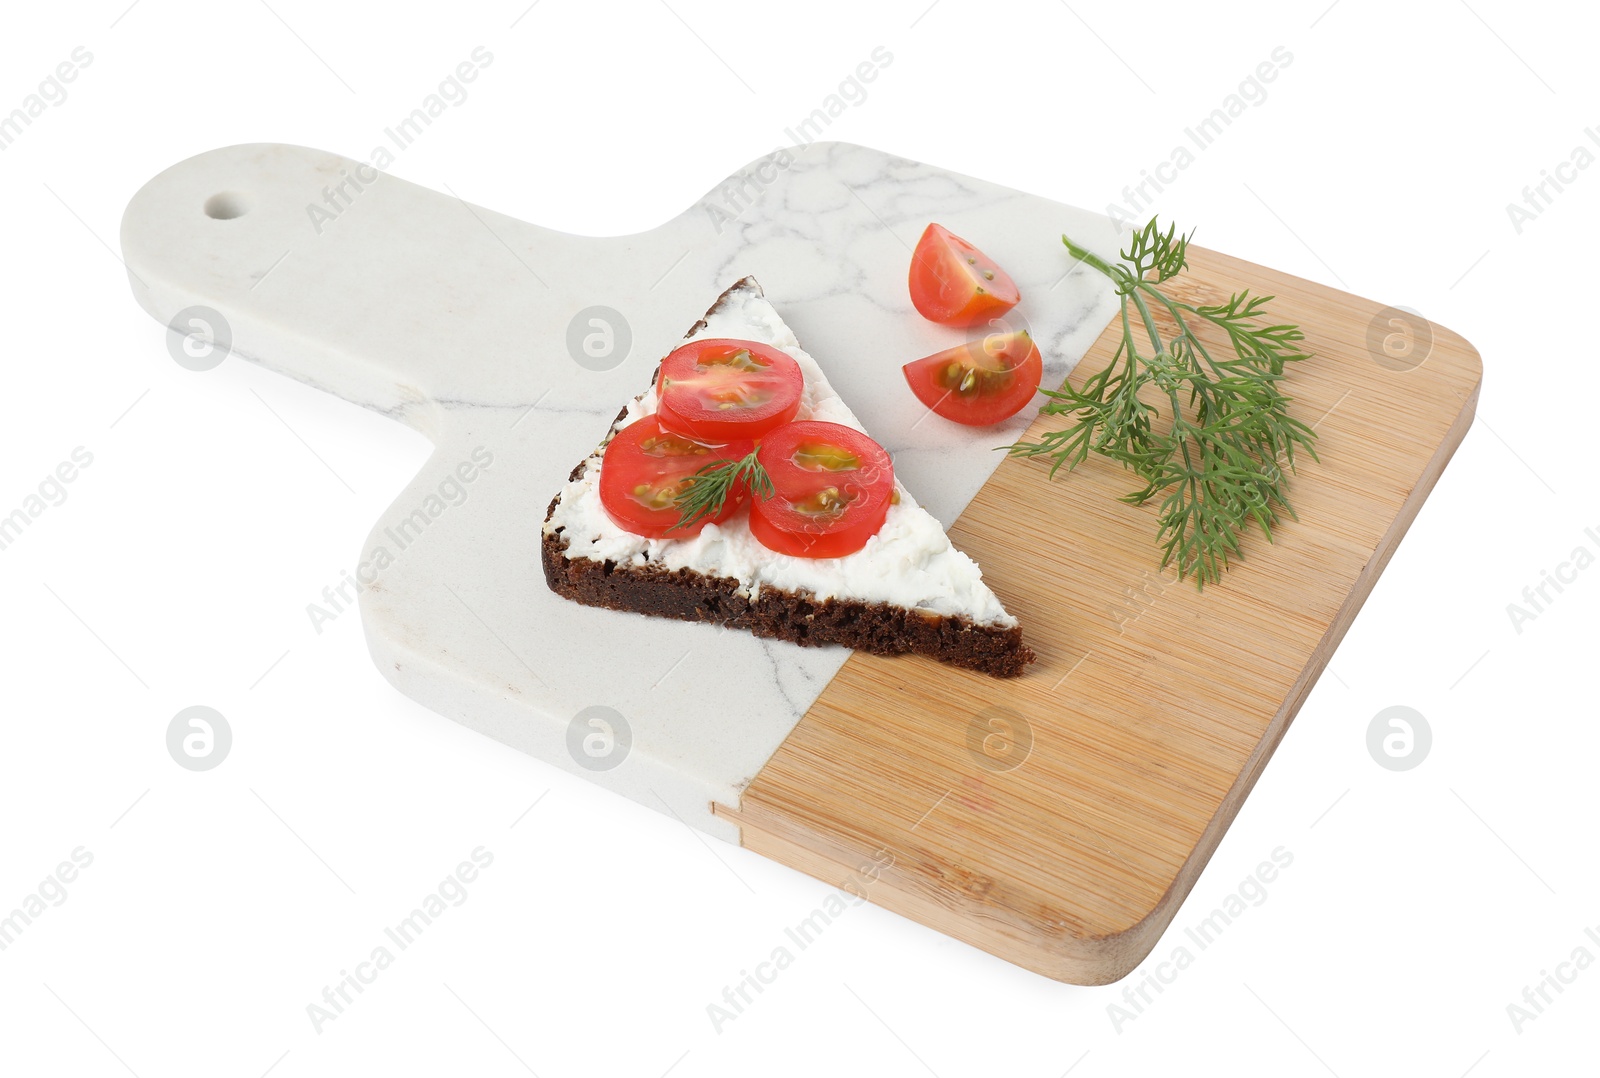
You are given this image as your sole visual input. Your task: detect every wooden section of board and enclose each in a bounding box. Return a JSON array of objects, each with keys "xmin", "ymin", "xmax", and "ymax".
[{"xmin": 714, "ymin": 246, "xmax": 1481, "ymax": 984}]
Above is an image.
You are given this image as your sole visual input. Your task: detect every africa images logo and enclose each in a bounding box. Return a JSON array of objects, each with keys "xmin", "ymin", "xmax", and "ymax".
[{"xmin": 306, "ymin": 447, "xmax": 494, "ymax": 633}]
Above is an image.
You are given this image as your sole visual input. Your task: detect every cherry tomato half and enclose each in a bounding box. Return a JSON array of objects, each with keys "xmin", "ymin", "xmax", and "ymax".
[
  {"xmin": 901, "ymin": 329, "xmax": 1043, "ymax": 427},
  {"xmin": 751, "ymin": 422, "xmax": 895, "ymax": 559},
  {"xmin": 598, "ymin": 416, "xmax": 755, "ymax": 539},
  {"xmin": 908, "ymin": 223, "xmax": 1021, "ymax": 326},
  {"xmin": 655, "ymin": 337, "xmax": 804, "ymax": 443}
]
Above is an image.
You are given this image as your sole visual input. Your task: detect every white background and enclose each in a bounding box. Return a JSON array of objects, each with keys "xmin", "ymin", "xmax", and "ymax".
[{"xmin": 1, "ymin": 1, "xmax": 1595, "ymax": 1075}]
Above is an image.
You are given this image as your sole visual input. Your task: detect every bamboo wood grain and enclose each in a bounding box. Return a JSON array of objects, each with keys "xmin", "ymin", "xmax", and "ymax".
[{"xmin": 713, "ymin": 246, "xmax": 1482, "ymax": 984}]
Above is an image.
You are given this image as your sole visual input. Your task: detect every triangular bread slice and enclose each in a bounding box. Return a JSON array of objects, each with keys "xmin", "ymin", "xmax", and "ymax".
[{"xmin": 541, "ymin": 277, "xmax": 1033, "ymax": 677}]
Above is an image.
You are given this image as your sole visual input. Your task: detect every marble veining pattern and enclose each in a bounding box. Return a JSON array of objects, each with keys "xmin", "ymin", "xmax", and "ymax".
[{"xmin": 121, "ymin": 141, "xmax": 1121, "ymax": 840}]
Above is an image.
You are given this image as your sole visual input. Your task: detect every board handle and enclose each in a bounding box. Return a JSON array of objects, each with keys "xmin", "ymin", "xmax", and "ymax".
[{"xmin": 120, "ymin": 143, "xmax": 618, "ymax": 436}]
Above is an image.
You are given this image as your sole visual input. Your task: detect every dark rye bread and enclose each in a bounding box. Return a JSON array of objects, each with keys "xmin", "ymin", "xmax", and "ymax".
[
  {"xmin": 540, "ymin": 280, "xmax": 1034, "ymax": 678},
  {"xmin": 540, "ymin": 527, "xmax": 1033, "ymax": 677}
]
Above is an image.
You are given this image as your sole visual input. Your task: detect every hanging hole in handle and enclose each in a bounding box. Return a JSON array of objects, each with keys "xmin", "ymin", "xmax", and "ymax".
[{"xmin": 203, "ymin": 192, "xmax": 250, "ymax": 220}]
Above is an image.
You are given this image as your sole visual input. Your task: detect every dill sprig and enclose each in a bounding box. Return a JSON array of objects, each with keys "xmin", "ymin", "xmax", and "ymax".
[
  {"xmin": 1010, "ymin": 218, "xmax": 1318, "ymax": 587},
  {"xmin": 670, "ymin": 449, "xmax": 772, "ymax": 533}
]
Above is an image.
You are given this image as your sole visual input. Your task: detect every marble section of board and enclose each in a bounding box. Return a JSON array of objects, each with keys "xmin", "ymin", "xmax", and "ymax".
[{"xmin": 122, "ymin": 141, "xmax": 1121, "ymax": 839}]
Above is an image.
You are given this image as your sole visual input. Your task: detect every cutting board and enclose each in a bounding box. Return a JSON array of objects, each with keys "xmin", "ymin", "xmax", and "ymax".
[{"xmin": 121, "ymin": 143, "xmax": 1480, "ymax": 984}]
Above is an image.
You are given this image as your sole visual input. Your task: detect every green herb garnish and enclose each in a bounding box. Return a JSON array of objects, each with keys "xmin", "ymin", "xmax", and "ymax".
[
  {"xmin": 1010, "ymin": 218, "xmax": 1318, "ymax": 587},
  {"xmin": 670, "ymin": 449, "xmax": 772, "ymax": 532}
]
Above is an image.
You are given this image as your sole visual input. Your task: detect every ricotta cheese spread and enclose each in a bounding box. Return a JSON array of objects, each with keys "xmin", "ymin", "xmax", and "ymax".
[{"xmin": 543, "ymin": 280, "xmax": 1015, "ymax": 628}]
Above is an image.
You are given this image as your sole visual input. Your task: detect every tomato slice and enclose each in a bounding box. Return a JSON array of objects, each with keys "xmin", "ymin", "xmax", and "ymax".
[
  {"xmin": 598, "ymin": 416, "xmax": 754, "ymax": 539},
  {"xmin": 908, "ymin": 223, "xmax": 1021, "ymax": 326},
  {"xmin": 655, "ymin": 337, "xmax": 804, "ymax": 443},
  {"xmin": 751, "ymin": 422, "xmax": 895, "ymax": 559},
  {"xmin": 902, "ymin": 329, "xmax": 1043, "ymax": 427}
]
